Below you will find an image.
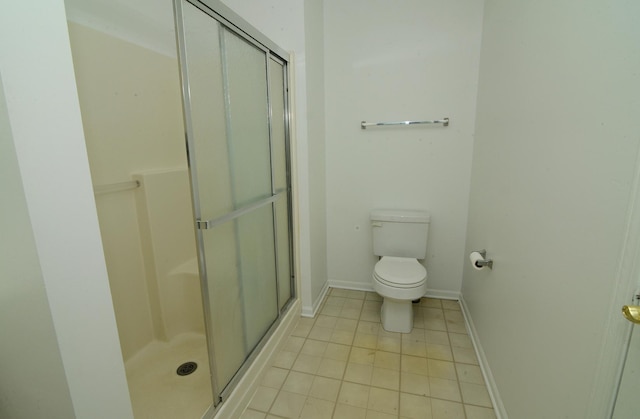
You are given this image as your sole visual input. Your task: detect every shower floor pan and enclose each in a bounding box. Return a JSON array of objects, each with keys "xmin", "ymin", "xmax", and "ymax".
[{"xmin": 126, "ymin": 333, "xmax": 212, "ymax": 419}]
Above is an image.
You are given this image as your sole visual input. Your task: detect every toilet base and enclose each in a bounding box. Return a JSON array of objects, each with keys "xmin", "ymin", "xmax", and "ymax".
[{"xmin": 380, "ymin": 298, "xmax": 414, "ymax": 333}]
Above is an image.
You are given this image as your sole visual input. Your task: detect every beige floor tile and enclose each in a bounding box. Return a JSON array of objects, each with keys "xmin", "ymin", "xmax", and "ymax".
[
  {"xmin": 282, "ymin": 336, "xmax": 305, "ymax": 353},
  {"xmin": 452, "ymin": 346, "xmax": 479, "ymax": 365},
  {"xmin": 330, "ymin": 329, "xmax": 355, "ymax": 345},
  {"xmin": 335, "ymin": 318, "xmax": 358, "ymax": 332},
  {"xmin": 323, "ymin": 343, "xmax": 351, "ymax": 361},
  {"xmin": 334, "ymin": 403, "xmax": 367, "ymax": 419},
  {"xmin": 366, "ymin": 409, "xmax": 396, "ymax": 419},
  {"xmin": 317, "ymin": 358, "xmax": 347, "ymax": 379},
  {"xmin": 402, "ymin": 328, "xmax": 426, "ymax": 342},
  {"xmin": 240, "ymin": 409, "xmax": 267, "ymax": 419},
  {"xmin": 320, "ymin": 304, "xmax": 342, "ymax": 317},
  {"xmin": 400, "ymin": 392, "xmax": 432, "ymax": 419},
  {"xmin": 261, "ymin": 367, "xmax": 289, "ymax": 389},
  {"xmin": 361, "ymin": 309, "xmax": 381, "ymax": 323},
  {"xmin": 426, "ymin": 343, "xmax": 453, "ymax": 361},
  {"xmin": 441, "ymin": 300, "xmax": 461, "ymax": 311},
  {"xmin": 374, "ymin": 350, "xmax": 401, "ymax": 370},
  {"xmin": 363, "ymin": 300, "xmax": 381, "ymax": 311},
  {"xmin": 400, "ymin": 371, "xmax": 430, "ymax": 396},
  {"xmin": 401, "ymin": 354, "xmax": 429, "ymax": 375},
  {"xmin": 421, "ymin": 298, "xmax": 442, "ymax": 308},
  {"xmin": 299, "ymin": 397, "xmax": 335, "ymax": 419},
  {"xmin": 424, "ymin": 308, "xmax": 445, "ymax": 320},
  {"xmin": 367, "ymin": 387, "xmax": 399, "ymax": 415},
  {"xmin": 354, "ymin": 332, "xmax": 378, "ymax": 349},
  {"xmin": 281, "ymin": 371, "xmax": 314, "ymax": 395},
  {"xmin": 291, "ymin": 321, "xmax": 313, "ymax": 338},
  {"xmin": 429, "ymin": 377, "xmax": 461, "ymax": 402},
  {"xmin": 269, "ymin": 390, "xmax": 307, "ymax": 418},
  {"xmin": 248, "ymin": 386, "xmax": 278, "ymax": 412},
  {"xmin": 325, "ymin": 296, "xmax": 347, "ymax": 307},
  {"xmin": 427, "ymin": 359, "xmax": 457, "ymax": 380},
  {"xmin": 449, "ymin": 332, "xmax": 472, "ymax": 348},
  {"xmin": 465, "ymin": 404, "xmax": 497, "ymax": 419},
  {"xmin": 456, "ymin": 363, "xmax": 484, "ymax": 384},
  {"xmin": 309, "ymin": 376, "xmax": 341, "ymax": 402},
  {"xmin": 460, "ymin": 382, "xmax": 492, "ymax": 407},
  {"xmin": 301, "ymin": 339, "xmax": 329, "ymax": 357},
  {"xmin": 358, "ymin": 321, "xmax": 381, "ymax": 335},
  {"xmin": 246, "ymin": 292, "xmax": 490, "ymax": 419},
  {"xmin": 292, "ymin": 353, "xmax": 322, "ymax": 374},
  {"xmin": 371, "ymin": 367, "xmax": 400, "ymax": 390},
  {"xmin": 344, "ymin": 298, "xmax": 365, "ymax": 310},
  {"xmin": 272, "ymin": 350, "xmax": 297, "ymax": 369},
  {"xmin": 444, "ymin": 310, "xmax": 467, "ymax": 334},
  {"xmin": 377, "ymin": 335, "xmax": 401, "ymax": 353},
  {"xmin": 338, "ymin": 382, "xmax": 370, "ymax": 408},
  {"xmin": 308, "ymin": 325, "xmax": 334, "ymax": 342},
  {"xmin": 350, "ymin": 347, "xmax": 376, "ymax": 365},
  {"xmin": 402, "ymin": 340, "xmax": 427, "ymax": 357},
  {"xmin": 425, "ymin": 330, "xmax": 449, "ymax": 345},
  {"xmin": 431, "ymin": 399, "xmax": 465, "ymax": 419},
  {"xmin": 315, "ymin": 314, "xmax": 339, "ymax": 329},
  {"xmin": 423, "ymin": 317, "xmax": 447, "ymax": 332},
  {"xmin": 344, "ymin": 362, "xmax": 373, "ymax": 385}
]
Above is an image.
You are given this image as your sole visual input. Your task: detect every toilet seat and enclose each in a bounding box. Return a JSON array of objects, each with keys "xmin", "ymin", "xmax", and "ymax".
[{"xmin": 373, "ymin": 256, "xmax": 427, "ymax": 288}]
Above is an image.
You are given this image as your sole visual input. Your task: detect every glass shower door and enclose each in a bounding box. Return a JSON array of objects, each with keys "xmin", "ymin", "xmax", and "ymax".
[{"xmin": 176, "ymin": 0, "xmax": 293, "ymax": 406}]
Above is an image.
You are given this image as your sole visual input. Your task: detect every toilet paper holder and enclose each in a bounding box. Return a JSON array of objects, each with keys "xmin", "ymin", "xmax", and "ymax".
[{"xmin": 473, "ymin": 249, "xmax": 493, "ymax": 269}]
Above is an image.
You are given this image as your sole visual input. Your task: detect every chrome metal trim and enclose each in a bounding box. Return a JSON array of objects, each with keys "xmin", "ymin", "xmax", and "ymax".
[
  {"xmin": 173, "ymin": 0, "xmax": 222, "ymax": 404},
  {"xmin": 361, "ymin": 117, "xmax": 450, "ymax": 129},
  {"xmin": 185, "ymin": 0, "xmax": 288, "ymax": 60},
  {"xmin": 196, "ymin": 194, "xmax": 281, "ymax": 230}
]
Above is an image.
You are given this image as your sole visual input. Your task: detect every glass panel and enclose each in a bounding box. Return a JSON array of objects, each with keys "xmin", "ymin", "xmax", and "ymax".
[
  {"xmin": 223, "ymin": 29, "xmax": 272, "ymax": 208},
  {"xmin": 202, "ymin": 205, "xmax": 278, "ymax": 391},
  {"xmin": 182, "ymin": 4, "xmax": 233, "ymax": 221},
  {"xmin": 275, "ymin": 198, "xmax": 292, "ymax": 309},
  {"xmin": 269, "ymin": 59, "xmax": 287, "ymax": 193}
]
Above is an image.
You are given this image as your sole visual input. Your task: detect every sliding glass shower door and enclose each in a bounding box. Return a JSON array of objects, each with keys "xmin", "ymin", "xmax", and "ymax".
[{"xmin": 175, "ymin": 0, "xmax": 293, "ymax": 406}]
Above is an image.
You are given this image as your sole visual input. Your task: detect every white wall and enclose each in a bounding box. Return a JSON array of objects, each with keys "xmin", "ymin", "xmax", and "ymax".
[
  {"xmin": 0, "ymin": 1, "xmax": 133, "ymax": 417},
  {"xmin": 0, "ymin": 75, "xmax": 75, "ymax": 419},
  {"xmin": 304, "ymin": 0, "xmax": 328, "ymax": 314},
  {"xmin": 462, "ymin": 1, "xmax": 640, "ymax": 417},
  {"xmin": 324, "ymin": 0, "xmax": 484, "ymax": 296}
]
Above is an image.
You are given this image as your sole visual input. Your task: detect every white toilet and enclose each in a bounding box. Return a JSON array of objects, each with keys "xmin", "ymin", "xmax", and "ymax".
[{"xmin": 371, "ymin": 209, "xmax": 430, "ymax": 333}]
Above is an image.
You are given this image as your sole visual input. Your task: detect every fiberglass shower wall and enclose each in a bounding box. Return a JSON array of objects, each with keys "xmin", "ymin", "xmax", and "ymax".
[{"xmin": 176, "ymin": 0, "xmax": 294, "ymax": 403}]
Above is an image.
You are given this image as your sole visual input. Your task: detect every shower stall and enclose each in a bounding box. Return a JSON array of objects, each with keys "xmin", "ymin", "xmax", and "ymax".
[
  {"xmin": 174, "ymin": 0, "xmax": 295, "ymax": 409},
  {"xmin": 68, "ymin": 0, "xmax": 294, "ymax": 416}
]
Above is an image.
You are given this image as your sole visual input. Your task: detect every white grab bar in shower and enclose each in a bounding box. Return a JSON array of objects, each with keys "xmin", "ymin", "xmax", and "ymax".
[{"xmin": 360, "ymin": 117, "xmax": 449, "ymax": 129}]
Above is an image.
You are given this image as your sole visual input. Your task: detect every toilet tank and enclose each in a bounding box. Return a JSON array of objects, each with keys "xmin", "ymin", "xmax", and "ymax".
[{"xmin": 371, "ymin": 210, "xmax": 430, "ymax": 259}]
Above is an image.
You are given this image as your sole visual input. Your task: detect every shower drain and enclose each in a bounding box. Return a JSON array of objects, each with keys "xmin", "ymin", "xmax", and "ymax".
[{"xmin": 176, "ymin": 361, "xmax": 198, "ymax": 376}]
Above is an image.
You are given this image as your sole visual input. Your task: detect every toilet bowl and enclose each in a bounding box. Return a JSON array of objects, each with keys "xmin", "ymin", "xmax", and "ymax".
[{"xmin": 373, "ymin": 256, "xmax": 427, "ymax": 333}]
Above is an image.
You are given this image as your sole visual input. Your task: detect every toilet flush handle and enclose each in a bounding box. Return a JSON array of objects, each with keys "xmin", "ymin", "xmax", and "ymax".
[{"xmin": 372, "ymin": 221, "xmax": 383, "ymax": 227}]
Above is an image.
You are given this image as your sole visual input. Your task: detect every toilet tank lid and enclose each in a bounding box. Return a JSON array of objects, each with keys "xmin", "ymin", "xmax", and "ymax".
[{"xmin": 370, "ymin": 210, "xmax": 430, "ymax": 223}]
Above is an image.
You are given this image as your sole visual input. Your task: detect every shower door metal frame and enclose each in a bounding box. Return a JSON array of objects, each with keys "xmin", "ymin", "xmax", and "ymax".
[{"xmin": 173, "ymin": 0, "xmax": 295, "ymax": 412}]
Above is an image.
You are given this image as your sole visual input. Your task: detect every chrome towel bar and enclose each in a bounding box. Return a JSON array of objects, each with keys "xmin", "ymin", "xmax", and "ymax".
[{"xmin": 361, "ymin": 117, "xmax": 449, "ymax": 129}]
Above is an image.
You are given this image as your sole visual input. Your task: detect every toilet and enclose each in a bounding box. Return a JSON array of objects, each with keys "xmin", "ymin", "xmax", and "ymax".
[{"xmin": 371, "ymin": 209, "xmax": 430, "ymax": 333}]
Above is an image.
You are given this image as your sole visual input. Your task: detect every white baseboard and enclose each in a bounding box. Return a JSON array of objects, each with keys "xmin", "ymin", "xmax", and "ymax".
[
  {"xmin": 327, "ymin": 278, "xmax": 374, "ymax": 292},
  {"xmin": 459, "ymin": 295, "xmax": 507, "ymax": 419},
  {"xmin": 212, "ymin": 299, "xmax": 301, "ymax": 419},
  {"xmin": 425, "ymin": 288, "xmax": 460, "ymax": 300},
  {"xmin": 301, "ymin": 281, "xmax": 330, "ymax": 318}
]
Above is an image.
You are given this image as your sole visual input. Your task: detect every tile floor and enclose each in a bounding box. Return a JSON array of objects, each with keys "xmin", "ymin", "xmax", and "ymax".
[{"xmin": 242, "ymin": 288, "xmax": 496, "ymax": 419}]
